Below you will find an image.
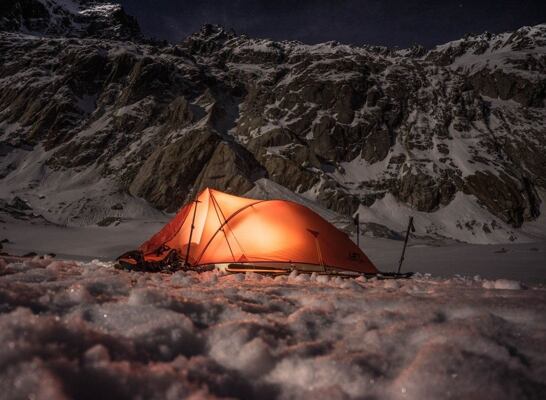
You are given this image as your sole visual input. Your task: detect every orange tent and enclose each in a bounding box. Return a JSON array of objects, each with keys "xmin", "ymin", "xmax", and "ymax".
[{"xmin": 136, "ymin": 188, "xmax": 378, "ymax": 274}]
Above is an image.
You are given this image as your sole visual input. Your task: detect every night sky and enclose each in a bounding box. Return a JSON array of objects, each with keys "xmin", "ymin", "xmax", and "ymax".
[{"xmin": 120, "ymin": 0, "xmax": 546, "ymax": 48}]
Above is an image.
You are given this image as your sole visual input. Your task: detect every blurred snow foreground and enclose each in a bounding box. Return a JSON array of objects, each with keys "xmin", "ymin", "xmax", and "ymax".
[{"xmin": 0, "ymin": 257, "xmax": 545, "ymax": 400}]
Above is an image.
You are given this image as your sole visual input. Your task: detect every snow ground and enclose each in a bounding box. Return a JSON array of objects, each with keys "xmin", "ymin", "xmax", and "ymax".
[
  {"xmin": 2, "ymin": 169, "xmax": 544, "ymax": 283},
  {"xmin": 0, "ymin": 256, "xmax": 545, "ymax": 399},
  {"xmin": 0, "ymin": 219, "xmax": 167, "ymax": 261},
  {"xmin": 1, "ymin": 196, "xmax": 545, "ymax": 399},
  {"xmin": 2, "ymin": 218, "xmax": 545, "ymax": 283}
]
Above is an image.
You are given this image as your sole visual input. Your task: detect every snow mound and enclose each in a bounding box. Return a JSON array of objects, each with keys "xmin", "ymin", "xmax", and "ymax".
[{"xmin": 0, "ymin": 257, "xmax": 545, "ymax": 399}]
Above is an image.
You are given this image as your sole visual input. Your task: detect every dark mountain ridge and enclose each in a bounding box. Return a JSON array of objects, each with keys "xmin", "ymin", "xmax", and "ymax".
[{"xmin": 0, "ymin": 2, "xmax": 545, "ymax": 243}]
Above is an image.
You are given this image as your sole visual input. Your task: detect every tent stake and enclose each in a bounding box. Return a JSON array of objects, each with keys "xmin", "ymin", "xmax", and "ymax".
[
  {"xmin": 397, "ymin": 216, "xmax": 415, "ymax": 274},
  {"xmin": 185, "ymin": 199, "xmax": 200, "ymax": 267}
]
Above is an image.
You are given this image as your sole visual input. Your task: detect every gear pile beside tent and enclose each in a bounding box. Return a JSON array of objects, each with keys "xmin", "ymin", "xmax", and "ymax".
[{"xmin": 118, "ymin": 188, "xmax": 378, "ymax": 274}]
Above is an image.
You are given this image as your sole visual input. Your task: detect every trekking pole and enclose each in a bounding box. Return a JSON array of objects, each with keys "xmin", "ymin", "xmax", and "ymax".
[
  {"xmin": 397, "ymin": 216, "xmax": 415, "ymax": 274},
  {"xmin": 354, "ymin": 213, "xmax": 360, "ymax": 248}
]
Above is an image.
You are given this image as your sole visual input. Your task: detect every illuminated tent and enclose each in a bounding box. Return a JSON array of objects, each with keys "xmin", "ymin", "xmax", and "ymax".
[{"xmin": 123, "ymin": 188, "xmax": 378, "ymax": 274}]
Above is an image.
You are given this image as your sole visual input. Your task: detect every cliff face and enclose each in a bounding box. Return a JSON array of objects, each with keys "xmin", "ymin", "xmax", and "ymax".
[
  {"xmin": 0, "ymin": 0, "xmax": 141, "ymax": 40},
  {"xmin": 0, "ymin": 6, "xmax": 545, "ymax": 243}
]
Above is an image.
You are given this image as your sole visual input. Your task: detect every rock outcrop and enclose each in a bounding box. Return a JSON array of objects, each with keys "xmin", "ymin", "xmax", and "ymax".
[{"xmin": 0, "ymin": 0, "xmax": 142, "ymax": 41}]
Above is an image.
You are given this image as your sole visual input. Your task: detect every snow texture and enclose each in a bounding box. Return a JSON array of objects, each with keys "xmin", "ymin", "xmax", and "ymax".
[{"xmin": 0, "ymin": 257, "xmax": 545, "ymax": 399}]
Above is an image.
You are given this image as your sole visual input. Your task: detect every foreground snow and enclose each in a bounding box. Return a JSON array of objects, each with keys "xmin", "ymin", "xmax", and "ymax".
[{"xmin": 1, "ymin": 257, "xmax": 545, "ymax": 399}]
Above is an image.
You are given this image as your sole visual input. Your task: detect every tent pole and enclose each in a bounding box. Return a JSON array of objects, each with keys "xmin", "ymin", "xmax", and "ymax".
[
  {"xmin": 397, "ymin": 216, "xmax": 414, "ymax": 274},
  {"xmin": 210, "ymin": 194, "xmax": 237, "ymax": 262},
  {"xmin": 185, "ymin": 199, "xmax": 200, "ymax": 268},
  {"xmin": 315, "ymin": 238, "xmax": 325, "ymax": 272},
  {"xmin": 307, "ymin": 229, "xmax": 325, "ymax": 272},
  {"xmin": 314, "ymin": 235, "xmax": 325, "ymax": 272},
  {"xmin": 194, "ymin": 200, "xmax": 265, "ymax": 265}
]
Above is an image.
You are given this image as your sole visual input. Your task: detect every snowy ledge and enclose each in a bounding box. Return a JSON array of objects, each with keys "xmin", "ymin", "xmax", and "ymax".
[{"xmin": 0, "ymin": 257, "xmax": 545, "ymax": 399}]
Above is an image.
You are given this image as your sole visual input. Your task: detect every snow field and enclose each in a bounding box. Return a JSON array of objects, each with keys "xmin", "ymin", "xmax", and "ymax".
[{"xmin": 1, "ymin": 258, "xmax": 545, "ymax": 399}]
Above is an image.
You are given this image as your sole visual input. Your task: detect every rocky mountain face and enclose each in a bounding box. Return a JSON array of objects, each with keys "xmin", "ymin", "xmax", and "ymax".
[
  {"xmin": 0, "ymin": 0, "xmax": 141, "ymax": 40},
  {"xmin": 0, "ymin": 2, "xmax": 545, "ymax": 244}
]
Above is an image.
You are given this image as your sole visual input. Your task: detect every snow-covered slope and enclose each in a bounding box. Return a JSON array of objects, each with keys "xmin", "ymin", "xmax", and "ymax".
[
  {"xmin": 427, "ymin": 24, "xmax": 546, "ymax": 87},
  {"xmin": 0, "ymin": 9, "xmax": 545, "ymax": 243}
]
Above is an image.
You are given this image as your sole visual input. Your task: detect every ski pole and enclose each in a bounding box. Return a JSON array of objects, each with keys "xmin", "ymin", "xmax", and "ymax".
[{"xmin": 397, "ymin": 216, "xmax": 415, "ymax": 274}]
